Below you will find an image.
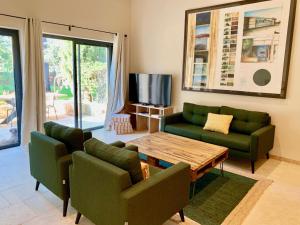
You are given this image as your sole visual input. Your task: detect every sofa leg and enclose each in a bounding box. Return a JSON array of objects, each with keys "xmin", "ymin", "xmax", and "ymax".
[
  {"xmin": 63, "ymin": 199, "xmax": 68, "ymax": 217},
  {"xmin": 35, "ymin": 181, "xmax": 40, "ymax": 191},
  {"xmin": 266, "ymin": 153, "xmax": 270, "ymax": 159},
  {"xmin": 179, "ymin": 209, "xmax": 185, "ymax": 222},
  {"xmin": 75, "ymin": 212, "xmax": 81, "ymax": 224},
  {"xmin": 251, "ymin": 161, "xmax": 255, "ymax": 174}
]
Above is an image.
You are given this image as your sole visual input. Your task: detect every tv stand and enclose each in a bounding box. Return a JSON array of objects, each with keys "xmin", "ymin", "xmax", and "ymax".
[{"xmin": 128, "ymin": 103, "xmax": 174, "ymax": 133}]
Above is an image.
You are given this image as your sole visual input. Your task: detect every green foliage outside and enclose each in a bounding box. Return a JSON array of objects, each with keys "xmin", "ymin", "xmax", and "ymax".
[
  {"xmin": 0, "ymin": 36, "xmax": 108, "ymax": 104},
  {"xmin": 43, "ymin": 38, "xmax": 108, "ymax": 103},
  {"xmin": 0, "ymin": 36, "xmax": 14, "ymax": 96}
]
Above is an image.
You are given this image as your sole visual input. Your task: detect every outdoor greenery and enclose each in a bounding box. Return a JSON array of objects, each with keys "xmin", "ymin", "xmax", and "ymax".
[
  {"xmin": 0, "ymin": 36, "xmax": 14, "ymax": 96},
  {"xmin": 0, "ymin": 36, "xmax": 108, "ymax": 105},
  {"xmin": 43, "ymin": 37, "xmax": 108, "ymax": 103}
]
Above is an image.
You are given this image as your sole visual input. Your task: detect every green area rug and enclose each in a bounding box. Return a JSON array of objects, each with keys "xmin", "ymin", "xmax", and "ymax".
[{"xmin": 184, "ymin": 169, "xmax": 257, "ymax": 225}]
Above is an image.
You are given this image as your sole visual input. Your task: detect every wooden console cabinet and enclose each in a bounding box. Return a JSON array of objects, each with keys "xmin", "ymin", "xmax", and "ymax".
[{"xmin": 128, "ymin": 104, "xmax": 174, "ymax": 133}]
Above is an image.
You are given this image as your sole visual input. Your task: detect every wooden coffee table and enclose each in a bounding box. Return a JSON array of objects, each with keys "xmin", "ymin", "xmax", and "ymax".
[{"xmin": 127, "ymin": 132, "xmax": 229, "ymax": 196}]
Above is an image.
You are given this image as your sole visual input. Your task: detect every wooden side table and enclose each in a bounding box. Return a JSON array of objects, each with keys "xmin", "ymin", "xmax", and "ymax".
[{"xmin": 128, "ymin": 104, "xmax": 174, "ymax": 133}]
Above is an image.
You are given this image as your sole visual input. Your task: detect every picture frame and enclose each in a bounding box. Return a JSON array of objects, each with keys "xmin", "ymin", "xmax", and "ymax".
[{"xmin": 182, "ymin": 0, "xmax": 297, "ymax": 98}]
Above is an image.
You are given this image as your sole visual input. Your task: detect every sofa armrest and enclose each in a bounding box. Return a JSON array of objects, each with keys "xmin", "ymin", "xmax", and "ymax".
[
  {"xmin": 110, "ymin": 141, "xmax": 126, "ymax": 148},
  {"xmin": 57, "ymin": 154, "xmax": 72, "ymax": 199},
  {"xmin": 123, "ymin": 145, "xmax": 138, "ymax": 152},
  {"xmin": 120, "ymin": 162, "xmax": 190, "ymax": 225},
  {"xmin": 160, "ymin": 112, "xmax": 183, "ymax": 131},
  {"xmin": 57, "ymin": 154, "xmax": 73, "ymax": 184},
  {"xmin": 83, "ymin": 131, "xmax": 92, "ymax": 142},
  {"xmin": 251, "ymin": 125, "xmax": 275, "ymax": 160},
  {"xmin": 29, "ymin": 132, "xmax": 69, "ymax": 198}
]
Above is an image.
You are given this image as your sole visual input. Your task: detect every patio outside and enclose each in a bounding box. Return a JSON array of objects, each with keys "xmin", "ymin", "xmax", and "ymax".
[
  {"xmin": 43, "ymin": 37, "xmax": 108, "ymax": 130},
  {"xmin": 0, "ymin": 34, "xmax": 18, "ymax": 148},
  {"xmin": 0, "ymin": 35, "xmax": 109, "ymax": 149}
]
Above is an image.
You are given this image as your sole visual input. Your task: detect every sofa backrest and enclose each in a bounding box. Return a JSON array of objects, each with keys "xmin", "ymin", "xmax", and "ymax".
[
  {"xmin": 44, "ymin": 121, "xmax": 84, "ymax": 153},
  {"xmin": 183, "ymin": 103, "xmax": 220, "ymax": 126},
  {"xmin": 220, "ymin": 106, "xmax": 270, "ymax": 134},
  {"xmin": 84, "ymin": 138, "xmax": 144, "ymax": 185}
]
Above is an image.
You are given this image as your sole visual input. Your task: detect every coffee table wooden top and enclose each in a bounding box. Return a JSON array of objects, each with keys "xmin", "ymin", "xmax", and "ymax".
[{"xmin": 127, "ymin": 132, "xmax": 228, "ymax": 172}]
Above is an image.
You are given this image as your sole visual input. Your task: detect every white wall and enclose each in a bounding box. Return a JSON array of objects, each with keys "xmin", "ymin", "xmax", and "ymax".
[
  {"xmin": 0, "ymin": 0, "xmax": 131, "ymax": 41},
  {"xmin": 130, "ymin": 0, "xmax": 300, "ymax": 161}
]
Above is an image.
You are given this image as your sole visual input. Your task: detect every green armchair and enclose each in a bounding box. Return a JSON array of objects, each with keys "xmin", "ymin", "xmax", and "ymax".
[
  {"xmin": 28, "ymin": 122, "xmax": 92, "ymax": 217},
  {"xmin": 69, "ymin": 139, "xmax": 191, "ymax": 225}
]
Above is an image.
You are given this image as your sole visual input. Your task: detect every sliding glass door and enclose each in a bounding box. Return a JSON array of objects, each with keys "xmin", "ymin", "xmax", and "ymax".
[
  {"xmin": 76, "ymin": 43, "xmax": 109, "ymax": 129},
  {"xmin": 43, "ymin": 37, "xmax": 75, "ymax": 127},
  {"xmin": 43, "ymin": 35, "xmax": 112, "ymax": 130},
  {"xmin": 0, "ymin": 28, "xmax": 22, "ymax": 150}
]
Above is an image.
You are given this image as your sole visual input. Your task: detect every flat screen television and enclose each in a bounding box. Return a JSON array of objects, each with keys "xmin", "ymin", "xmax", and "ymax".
[{"xmin": 129, "ymin": 73, "xmax": 172, "ymax": 107}]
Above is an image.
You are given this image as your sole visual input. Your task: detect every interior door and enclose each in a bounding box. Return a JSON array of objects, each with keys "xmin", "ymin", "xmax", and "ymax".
[
  {"xmin": 76, "ymin": 41, "xmax": 111, "ymax": 130},
  {"xmin": 0, "ymin": 28, "xmax": 22, "ymax": 150}
]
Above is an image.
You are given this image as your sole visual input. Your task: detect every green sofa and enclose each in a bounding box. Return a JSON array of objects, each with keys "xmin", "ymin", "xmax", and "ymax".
[
  {"xmin": 29, "ymin": 122, "xmax": 92, "ymax": 216},
  {"xmin": 161, "ymin": 103, "xmax": 275, "ymax": 173},
  {"xmin": 70, "ymin": 138, "xmax": 191, "ymax": 225}
]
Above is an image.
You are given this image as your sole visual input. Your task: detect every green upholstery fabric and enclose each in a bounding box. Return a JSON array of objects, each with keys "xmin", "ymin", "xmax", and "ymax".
[
  {"xmin": 29, "ymin": 132, "xmax": 69, "ymax": 200},
  {"xmin": 70, "ymin": 151, "xmax": 190, "ymax": 225},
  {"xmin": 29, "ymin": 123, "xmax": 92, "ymax": 216},
  {"xmin": 121, "ymin": 162, "xmax": 191, "ymax": 225},
  {"xmin": 70, "ymin": 151, "xmax": 132, "ymax": 225},
  {"xmin": 251, "ymin": 125, "xmax": 275, "ymax": 159},
  {"xmin": 183, "ymin": 103, "xmax": 219, "ymax": 126},
  {"xmin": 84, "ymin": 138, "xmax": 143, "ymax": 184},
  {"xmin": 44, "ymin": 121, "xmax": 84, "ymax": 153},
  {"xmin": 201, "ymin": 131, "xmax": 251, "ymax": 152},
  {"xmin": 164, "ymin": 123, "xmax": 204, "ymax": 140},
  {"xmin": 83, "ymin": 131, "xmax": 92, "ymax": 142},
  {"xmin": 110, "ymin": 140, "xmax": 126, "ymax": 148},
  {"xmin": 220, "ymin": 106, "xmax": 270, "ymax": 135},
  {"xmin": 161, "ymin": 102, "xmax": 275, "ymax": 164},
  {"xmin": 109, "ymin": 141, "xmax": 139, "ymax": 152}
]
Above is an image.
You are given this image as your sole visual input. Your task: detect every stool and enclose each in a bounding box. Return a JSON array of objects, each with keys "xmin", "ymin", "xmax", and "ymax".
[{"xmin": 111, "ymin": 114, "xmax": 133, "ymax": 135}]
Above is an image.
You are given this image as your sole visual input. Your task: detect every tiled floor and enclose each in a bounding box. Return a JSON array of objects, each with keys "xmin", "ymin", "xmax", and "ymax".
[{"xmin": 0, "ymin": 129, "xmax": 299, "ymax": 225}]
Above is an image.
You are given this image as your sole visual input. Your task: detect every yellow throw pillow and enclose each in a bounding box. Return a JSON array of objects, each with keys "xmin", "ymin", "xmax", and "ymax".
[
  {"xmin": 140, "ymin": 162, "xmax": 150, "ymax": 180},
  {"xmin": 203, "ymin": 113, "xmax": 233, "ymax": 135}
]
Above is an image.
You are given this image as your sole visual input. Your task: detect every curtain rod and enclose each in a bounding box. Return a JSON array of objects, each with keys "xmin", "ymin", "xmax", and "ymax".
[{"xmin": 0, "ymin": 13, "xmax": 127, "ymax": 37}]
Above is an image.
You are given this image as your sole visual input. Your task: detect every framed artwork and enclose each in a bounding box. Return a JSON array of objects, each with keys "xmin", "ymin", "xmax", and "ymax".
[{"xmin": 182, "ymin": 0, "xmax": 297, "ymax": 98}]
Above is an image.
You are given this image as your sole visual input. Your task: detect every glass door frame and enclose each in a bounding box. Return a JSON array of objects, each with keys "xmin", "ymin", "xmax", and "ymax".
[
  {"xmin": 43, "ymin": 34, "xmax": 113, "ymax": 131},
  {"xmin": 0, "ymin": 28, "xmax": 23, "ymax": 150}
]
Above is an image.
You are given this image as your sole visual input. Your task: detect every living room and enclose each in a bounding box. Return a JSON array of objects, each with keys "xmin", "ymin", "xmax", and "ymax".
[{"xmin": 0, "ymin": 0, "xmax": 299, "ymax": 224}]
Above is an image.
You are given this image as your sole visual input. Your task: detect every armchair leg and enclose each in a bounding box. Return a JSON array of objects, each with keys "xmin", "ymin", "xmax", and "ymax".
[
  {"xmin": 63, "ymin": 199, "xmax": 68, "ymax": 217},
  {"xmin": 251, "ymin": 160, "xmax": 255, "ymax": 174},
  {"xmin": 75, "ymin": 212, "xmax": 81, "ymax": 224},
  {"xmin": 266, "ymin": 153, "xmax": 270, "ymax": 159},
  {"xmin": 35, "ymin": 181, "xmax": 40, "ymax": 191},
  {"xmin": 179, "ymin": 209, "xmax": 185, "ymax": 222}
]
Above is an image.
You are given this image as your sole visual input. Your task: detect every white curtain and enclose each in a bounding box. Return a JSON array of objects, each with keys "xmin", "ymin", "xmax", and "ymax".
[
  {"xmin": 21, "ymin": 18, "xmax": 46, "ymax": 145},
  {"xmin": 104, "ymin": 33, "xmax": 127, "ymax": 129}
]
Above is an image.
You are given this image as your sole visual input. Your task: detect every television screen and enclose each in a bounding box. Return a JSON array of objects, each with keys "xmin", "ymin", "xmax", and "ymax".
[{"xmin": 129, "ymin": 73, "xmax": 172, "ymax": 106}]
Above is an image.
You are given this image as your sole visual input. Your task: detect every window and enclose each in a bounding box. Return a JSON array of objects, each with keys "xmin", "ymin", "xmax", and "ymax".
[
  {"xmin": 43, "ymin": 35, "xmax": 112, "ymax": 130},
  {"xmin": 0, "ymin": 28, "xmax": 22, "ymax": 150}
]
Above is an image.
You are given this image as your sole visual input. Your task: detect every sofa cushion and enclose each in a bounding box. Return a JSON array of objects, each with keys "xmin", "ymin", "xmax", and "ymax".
[
  {"xmin": 220, "ymin": 106, "xmax": 270, "ymax": 135},
  {"xmin": 204, "ymin": 113, "xmax": 233, "ymax": 135},
  {"xmin": 201, "ymin": 131, "xmax": 251, "ymax": 152},
  {"xmin": 183, "ymin": 103, "xmax": 220, "ymax": 126},
  {"xmin": 164, "ymin": 123, "xmax": 204, "ymax": 140},
  {"xmin": 84, "ymin": 138, "xmax": 143, "ymax": 184},
  {"xmin": 44, "ymin": 121, "xmax": 84, "ymax": 153}
]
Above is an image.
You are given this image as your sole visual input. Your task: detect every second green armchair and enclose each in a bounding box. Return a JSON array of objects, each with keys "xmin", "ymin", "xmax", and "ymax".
[{"xmin": 70, "ymin": 138, "xmax": 191, "ymax": 225}]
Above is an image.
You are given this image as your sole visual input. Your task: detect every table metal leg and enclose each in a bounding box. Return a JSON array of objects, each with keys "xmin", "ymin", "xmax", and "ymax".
[
  {"xmin": 220, "ymin": 162, "xmax": 224, "ymax": 177},
  {"xmin": 191, "ymin": 181, "xmax": 196, "ymax": 198}
]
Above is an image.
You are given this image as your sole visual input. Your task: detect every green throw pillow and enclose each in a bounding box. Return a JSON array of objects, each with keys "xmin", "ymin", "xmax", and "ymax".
[
  {"xmin": 84, "ymin": 138, "xmax": 143, "ymax": 185},
  {"xmin": 44, "ymin": 121, "xmax": 84, "ymax": 153}
]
